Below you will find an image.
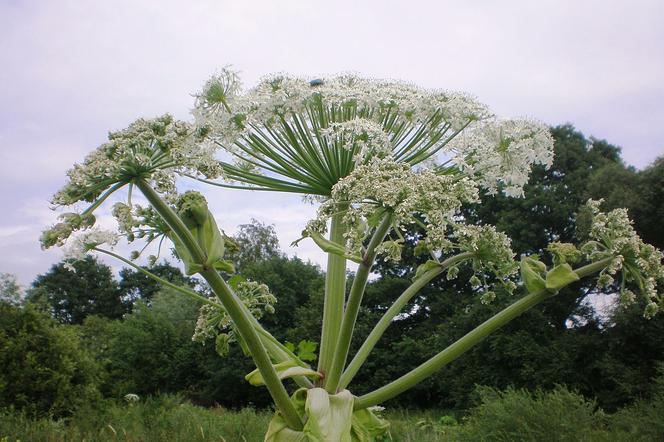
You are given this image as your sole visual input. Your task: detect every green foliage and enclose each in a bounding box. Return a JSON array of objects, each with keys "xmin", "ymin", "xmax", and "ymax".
[
  {"xmin": 28, "ymin": 256, "xmax": 126, "ymax": 324},
  {"xmin": 0, "ymin": 398, "xmax": 461, "ymax": 442},
  {"xmin": 284, "ymin": 340, "xmax": 318, "ymax": 362},
  {"xmin": 609, "ymin": 366, "xmax": 664, "ymax": 441},
  {"xmin": 80, "ymin": 289, "xmax": 203, "ymax": 398},
  {"xmin": 118, "ymin": 262, "xmax": 193, "ymax": 304},
  {"xmin": 230, "ymin": 218, "xmax": 282, "ymax": 271},
  {"xmin": 0, "ymin": 273, "xmax": 22, "ymax": 305},
  {"xmin": 457, "ymin": 386, "xmax": 605, "ymax": 441},
  {"xmin": 0, "ymin": 302, "xmax": 100, "ymax": 417}
]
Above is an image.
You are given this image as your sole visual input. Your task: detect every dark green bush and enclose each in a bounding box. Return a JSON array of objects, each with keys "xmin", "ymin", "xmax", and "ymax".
[
  {"xmin": 457, "ymin": 385, "xmax": 606, "ymax": 441},
  {"xmin": 0, "ymin": 302, "xmax": 100, "ymax": 418}
]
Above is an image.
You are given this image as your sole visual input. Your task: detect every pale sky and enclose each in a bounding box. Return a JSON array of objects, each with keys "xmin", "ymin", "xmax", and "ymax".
[{"xmin": 1, "ymin": 0, "xmax": 663, "ymax": 287}]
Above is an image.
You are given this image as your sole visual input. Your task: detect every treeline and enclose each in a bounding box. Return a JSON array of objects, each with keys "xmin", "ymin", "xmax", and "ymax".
[{"xmin": 1, "ymin": 125, "xmax": 663, "ymax": 419}]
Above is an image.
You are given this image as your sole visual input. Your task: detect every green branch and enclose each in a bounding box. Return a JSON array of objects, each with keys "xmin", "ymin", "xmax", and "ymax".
[
  {"xmin": 339, "ymin": 251, "xmax": 474, "ymax": 390},
  {"xmin": 317, "ymin": 210, "xmax": 348, "ymax": 380},
  {"xmin": 325, "ymin": 213, "xmax": 393, "ymax": 393},
  {"xmin": 134, "ymin": 180, "xmax": 303, "ymax": 430},
  {"xmin": 93, "ymin": 246, "xmax": 313, "ymax": 388},
  {"xmin": 353, "ymin": 257, "xmax": 614, "ymax": 410}
]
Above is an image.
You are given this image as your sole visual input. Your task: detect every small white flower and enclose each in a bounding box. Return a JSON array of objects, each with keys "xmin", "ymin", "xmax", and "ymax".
[{"xmin": 63, "ymin": 229, "xmax": 119, "ymax": 260}]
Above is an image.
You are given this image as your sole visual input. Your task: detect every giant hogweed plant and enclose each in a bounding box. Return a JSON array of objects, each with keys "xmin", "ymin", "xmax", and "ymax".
[{"xmin": 42, "ymin": 69, "xmax": 664, "ymax": 441}]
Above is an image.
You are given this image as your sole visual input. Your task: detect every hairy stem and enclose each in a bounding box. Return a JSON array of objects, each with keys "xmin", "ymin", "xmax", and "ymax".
[
  {"xmin": 135, "ymin": 180, "xmax": 303, "ymax": 430},
  {"xmin": 325, "ymin": 213, "xmax": 393, "ymax": 393},
  {"xmin": 94, "ymin": 246, "xmax": 313, "ymax": 389},
  {"xmin": 340, "ymin": 251, "xmax": 474, "ymax": 390},
  {"xmin": 318, "ymin": 210, "xmax": 348, "ymax": 379},
  {"xmin": 353, "ymin": 257, "xmax": 614, "ymax": 410}
]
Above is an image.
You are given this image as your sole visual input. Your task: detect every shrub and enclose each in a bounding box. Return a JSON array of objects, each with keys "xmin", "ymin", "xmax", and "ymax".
[
  {"xmin": 0, "ymin": 302, "xmax": 100, "ymax": 418},
  {"xmin": 457, "ymin": 385, "xmax": 605, "ymax": 441}
]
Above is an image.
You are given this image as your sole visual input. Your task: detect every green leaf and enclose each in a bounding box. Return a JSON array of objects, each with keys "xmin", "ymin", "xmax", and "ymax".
[
  {"xmin": 520, "ymin": 256, "xmax": 547, "ymax": 293},
  {"xmin": 545, "ymin": 263, "xmax": 580, "ymax": 291},
  {"xmin": 245, "ymin": 361, "xmax": 321, "ymax": 386},
  {"xmin": 413, "ymin": 260, "xmax": 441, "ymax": 281},
  {"xmin": 228, "ymin": 274, "xmax": 246, "ymax": 289},
  {"xmin": 296, "ymin": 340, "xmax": 318, "ymax": 362}
]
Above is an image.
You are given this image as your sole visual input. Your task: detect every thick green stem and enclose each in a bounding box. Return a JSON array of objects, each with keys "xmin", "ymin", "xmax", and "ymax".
[
  {"xmin": 353, "ymin": 257, "xmax": 614, "ymax": 410},
  {"xmin": 135, "ymin": 180, "xmax": 303, "ymax": 430},
  {"xmin": 339, "ymin": 251, "xmax": 474, "ymax": 390},
  {"xmin": 325, "ymin": 213, "xmax": 393, "ymax": 393},
  {"xmin": 94, "ymin": 246, "xmax": 313, "ymax": 389},
  {"xmin": 318, "ymin": 211, "xmax": 348, "ymax": 378}
]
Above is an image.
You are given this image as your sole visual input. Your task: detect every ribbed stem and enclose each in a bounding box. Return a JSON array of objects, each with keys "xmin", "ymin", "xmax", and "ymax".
[
  {"xmin": 135, "ymin": 180, "xmax": 303, "ymax": 430},
  {"xmin": 354, "ymin": 257, "xmax": 614, "ymax": 409},
  {"xmin": 325, "ymin": 213, "xmax": 393, "ymax": 393},
  {"xmin": 317, "ymin": 211, "xmax": 348, "ymax": 378},
  {"xmin": 94, "ymin": 246, "xmax": 313, "ymax": 389},
  {"xmin": 340, "ymin": 252, "xmax": 474, "ymax": 390}
]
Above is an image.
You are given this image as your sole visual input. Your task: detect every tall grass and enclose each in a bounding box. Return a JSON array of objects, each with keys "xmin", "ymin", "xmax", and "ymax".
[{"xmin": 2, "ymin": 389, "xmax": 663, "ymax": 441}]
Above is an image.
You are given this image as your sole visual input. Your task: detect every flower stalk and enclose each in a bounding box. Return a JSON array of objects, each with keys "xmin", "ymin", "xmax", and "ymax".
[
  {"xmin": 353, "ymin": 257, "xmax": 614, "ymax": 409},
  {"xmin": 325, "ymin": 212, "xmax": 394, "ymax": 393},
  {"xmin": 134, "ymin": 179, "xmax": 303, "ymax": 430},
  {"xmin": 317, "ymin": 210, "xmax": 348, "ymax": 379},
  {"xmin": 340, "ymin": 251, "xmax": 475, "ymax": 390}
]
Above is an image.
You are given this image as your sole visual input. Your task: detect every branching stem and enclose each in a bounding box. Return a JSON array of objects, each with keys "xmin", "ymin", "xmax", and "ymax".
[
  {"xmin": 134, "ymin": 180, "xmax": 303, "ymax": 430},
  {"xmin": 325, "ymin": 212, "xmax": 394, "ymax": 393},
  {"xmin": 340, "ymin": 251, "xmax": 475, "ymax": 389},
  {"xmin": 353, "ymin": 257, "xmax": 614, "ymax": 409}
]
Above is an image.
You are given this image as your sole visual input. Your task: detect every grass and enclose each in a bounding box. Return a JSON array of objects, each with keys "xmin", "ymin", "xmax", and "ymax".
[
  {"xmin": 2, "ymin": 387, "xmax": 663, "ymax": 441},
  {"xmin": 0, "ymin": 395, "xmax": 454, "ymax": 442}
]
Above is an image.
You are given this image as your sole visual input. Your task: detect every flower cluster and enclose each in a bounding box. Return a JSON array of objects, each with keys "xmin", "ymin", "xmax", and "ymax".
[
  {"xmin": 193, "ymin": 72, "xmax": 495, "ymax": 195},
  {"xmin": 40, "ymin": 212, "xmax": 96, "ymax": 249},
  {"xmin": 306, "ymin": 157, "xmax": 478, "ymax": 258},
  {"xmin": 451, "ymin": 119, "xmax": 555, "ymax": 197},
  {"xmin": 192, "ymin": 279, "xmax": 277, "ymax": 356},
  {"xmin": 320, "ymin": 118, "xmax": 393, "ymax": 163},
  {"xmin": 62, "ymin": 228, "xmax": 119, "ymax": 261},
  {"xmin": 440, "ymin": 224, "xmax": 518, "ymax": 303},
  {"xmin": 581, "ymin": 200, "xmax": 664, "ymax": 317},
  {"xmin": 42, "ymin": 115, "xmax": 221, "ymax": 251},
  {"xmin": 52, "ymin": 115, "xmax": 219, "ymax": 207}
]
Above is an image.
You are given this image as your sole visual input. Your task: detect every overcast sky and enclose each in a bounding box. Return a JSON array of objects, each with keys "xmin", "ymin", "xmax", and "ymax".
[{"xmin": 1, "ymin": 0, "xmax": 663, "ymax": 287}]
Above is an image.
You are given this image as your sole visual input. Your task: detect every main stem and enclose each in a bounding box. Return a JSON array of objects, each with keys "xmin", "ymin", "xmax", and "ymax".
[
  {"xmin": 353, "ymin": 257, "xmax": 614, "ymax": 410},
  {"xmin": 339, "ymin": 251, "xmax": 474, "ymax": 390},
  {"xmin": 325, "ymin": 213, "xmax": 393, "ymax": 393},
  {"xmin": 318, "ymin": 211, "xmax": 348, "ymax": 378},
  {"xmin": 135, "ymin": 180, "xmax": 303, "ymax": 430}
]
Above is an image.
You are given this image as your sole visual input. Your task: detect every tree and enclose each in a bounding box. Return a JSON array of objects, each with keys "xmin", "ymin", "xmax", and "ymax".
[
  {"xmin": 0, "ymin": 272, "xmax": 22, "ymax": 305},
  {"xmin": 229, "ymin": 218, "xmax": 282, "ymax": 270},
  {"xmin": 28, "ymin": 256, "xmax": 126, "ymax": 324},
  {"xmin": 118, "ymin": 261, "xmax": 194, "ymax": 305},
  {"xmin": 0, "ymin": 302, "xmax": 100, "ymax": 417}
]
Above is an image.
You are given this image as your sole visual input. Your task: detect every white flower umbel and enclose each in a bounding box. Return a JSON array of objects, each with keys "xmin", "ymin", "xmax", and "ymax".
[
  {"xmin": 63, "ymin": 229, "xmax": 119, "ymax": 261},
  {"xmin": 192, "ymin": 279, "xmax": 277, "ymax": 356},
  {"xmin": 193, "ymin": 73, "xmax": 494, "ymax": 195},
  {"xmin": 308, "ymin": 157, "xmax": 478, "ymax": 257},
  {"xmin": 451, "ymin": 119, "xmax": 554, "ymax": 197},
  {"xmin": 51, "ymin": 114, "xmax": 221, "ymax": 207},
  {"xmin": 581, "ymin": 200, "xmax": 664, "ymax": 318}
]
